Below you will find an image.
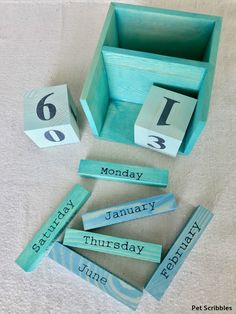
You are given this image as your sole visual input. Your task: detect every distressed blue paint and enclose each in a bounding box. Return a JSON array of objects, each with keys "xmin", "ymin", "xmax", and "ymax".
[
  {"xmin": 82, "ymin": 193, "xmax": 177, "ymax": 230},
  {"xmin": 48, "ymin": 242, "xmax": 143, "ymax": 310},
  {"xmin": 145, "ymin": 206, "xmax": 213, "ymax": 300}
]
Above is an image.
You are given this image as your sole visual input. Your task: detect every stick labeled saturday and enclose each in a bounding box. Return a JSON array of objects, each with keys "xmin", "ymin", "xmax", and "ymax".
[
  {"xmin": 15, "ymin": 184, "xmax": 91, "ymax": 272},
  {"xmin": 63, "ymin": 229, "xmax": 162, "ymax": 263}
]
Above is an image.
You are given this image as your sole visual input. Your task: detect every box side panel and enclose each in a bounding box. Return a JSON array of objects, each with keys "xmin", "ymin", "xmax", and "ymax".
[
  {"xmin": 115, "ymin": 6, "xmax": 214, "ymax": 61},
  {"xmin": 80, "ymin": 5, "xmax": 118, "ymax": 136},
  {"xmin": 180, "ymin": 19, "xmax": 222, "ymax": 154},
  {"xmin": 102, "ymin": 46, "xmax": 207, "ymax": 104}
]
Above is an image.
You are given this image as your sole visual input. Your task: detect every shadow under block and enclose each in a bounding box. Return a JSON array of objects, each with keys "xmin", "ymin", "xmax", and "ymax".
[
  {"xmin": 24, "ymin": 84, "xmax": 80, "ymax": 148},
  {"xmin": 80, "ymin": 2, "xmax": 221, "ymax": 155},
  {"xmin": 48, "ymin": 242, "xmax": 143, "ymax": 310},
  {"xmin": 78, "ymin": 159, "xmax": 168, "ymax": 187},
  {"xmin": 135, "ymin": 85, "xmax": 197, "ymax": 157},
  {"xmin": 15, "ymin": 185, "xmax": 91, "ymax": 272},
  {"xmin": 145, "ymin": 206, "xmax": 213, "ymax": 300},
  {"xmin": 63, "ymin": 229, "xmax": 162, "ymax": 263},
  {"xmin": 82, "ymin": 193, "xmax": 177, "ymax": 230}
]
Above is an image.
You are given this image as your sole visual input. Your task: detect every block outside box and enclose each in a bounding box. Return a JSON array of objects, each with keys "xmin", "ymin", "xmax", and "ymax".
[{"xmin": 24, "ymin": 84, "xmax": 80, "ymax": 148}]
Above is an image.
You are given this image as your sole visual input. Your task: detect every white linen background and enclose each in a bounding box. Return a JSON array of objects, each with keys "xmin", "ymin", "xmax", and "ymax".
[{"xmin": 0, "ymin": 0, "xmax": 235, "ymax": 313}]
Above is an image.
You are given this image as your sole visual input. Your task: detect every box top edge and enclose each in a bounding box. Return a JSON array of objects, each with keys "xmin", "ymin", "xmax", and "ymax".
[{"xmin": 111, "ymin": 2, "xmax": 221, "ymax": 21}]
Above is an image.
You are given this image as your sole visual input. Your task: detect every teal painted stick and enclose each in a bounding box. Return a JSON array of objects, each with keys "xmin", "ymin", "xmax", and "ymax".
[
  {"xmin": 82, "ymin": 193, "xmax": 177, "ymax": 230},
  {"xmin": 78, "ymin": 159, "xmax": 168, "ymax": 187},
  {"xmin": 15, "ymin": 185, "xmax": 91, "ymax": 272},
  {"xmin": 145, "ymin": 206, "xmax": 213, "ymax": 300},
  {"xmin": 49, "ymin": 242, "xmax": 143, "ymax": 310},
  {"xmin": 63, "ymin": 229, "xmax": 162, "ymax": 263}
]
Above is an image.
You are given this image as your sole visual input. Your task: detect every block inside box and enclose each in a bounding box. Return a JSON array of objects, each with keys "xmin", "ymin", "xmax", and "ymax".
[{"xmin": 80, "ymin": 3, "xmax": 221, "ymax": 155}]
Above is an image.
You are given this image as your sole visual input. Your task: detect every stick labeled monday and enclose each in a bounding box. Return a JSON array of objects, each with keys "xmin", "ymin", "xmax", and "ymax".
[
  {"xmin": 82, "ymin": 193, "xmax": 177, "ymax": 230},
  {"xmin": 78, "ymin": 159, "xmax": 169, "ymax": 187},
  {"xmin": 145, "ymin": 206, "xmax": 213, "ymax": 300},
  {"xmin": 63, "ymin": 229, "xmax": 162, "ymax": 263},
  {"xmin": 15, "ymin": 184, "xmax": 91, "ymax": 272}
]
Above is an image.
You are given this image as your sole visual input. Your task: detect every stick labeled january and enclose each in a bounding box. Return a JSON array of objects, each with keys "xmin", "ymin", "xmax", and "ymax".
[
  {"xmin": 82, "ymin": 193, "xmax": 177, "ymax": 230},
  {"xmin": 15, "ymin": 184, "xmax": 91, "ymax": 272},
  {"xmin": 63, "ymin": 229, "xmax": 162, "ymax": 263},
  {"xmin": 145, "ymin": 206, "xmax": 213, "ymax": 299}
]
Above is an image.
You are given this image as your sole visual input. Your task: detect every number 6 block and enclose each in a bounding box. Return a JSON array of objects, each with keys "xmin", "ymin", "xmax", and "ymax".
[
  {"xmin": 24, "ymin": 84, "xmax": 80, "ymax": 148},
  {"xmin": 134, "ymin": 86, "xmax": 197, "ymax": 157}
]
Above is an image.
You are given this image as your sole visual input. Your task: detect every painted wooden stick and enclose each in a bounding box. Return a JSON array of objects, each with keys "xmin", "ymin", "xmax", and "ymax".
[
  {"xmin": 78, "ymin": 159, "xmax": 168, "ymax": 187},
  {"xmin": 63, "ymin": 229, "xmax": 162, "ymax": 263},
  {"xmin": 48, "ymin": 242, "xmax": 143, "ymax": 310},
  {"xmin": 82, "ymin": 193, "xmax": 177, "ymax": 230},
  {"xmin": 15, "ymin": 184, "xmax": 91, "ymax": 272},
  {"xmin": 145, "ymin": 205, "xmax": 213, "ymax": 300}
]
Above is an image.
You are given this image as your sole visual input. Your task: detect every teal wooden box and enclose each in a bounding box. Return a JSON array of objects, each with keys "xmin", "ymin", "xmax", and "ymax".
[{"xmin": 80, "ymin": 3, "xmax": 221, "ymax": 155}]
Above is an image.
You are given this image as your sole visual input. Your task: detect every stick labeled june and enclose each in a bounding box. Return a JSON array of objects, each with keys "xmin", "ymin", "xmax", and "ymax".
[{"xmin": 49, "ymin": 242, "xmax": 143, "ymax": 310}]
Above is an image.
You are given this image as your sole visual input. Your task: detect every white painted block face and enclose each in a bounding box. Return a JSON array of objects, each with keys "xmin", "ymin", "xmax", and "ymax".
[
  {"xmin": 135, "ymin": 125, "xmax": 181, "ymax": 157},
  {"xmin": 24, "ymin": 124, "xmax": 80, "ymax": 148},
  {"xmin": 134, "ymin": 85, "xmax": 197, "ymax": 157},
  {"xmin": 24, "ymin": 84, "xmax": 80, "ymax": 148}
]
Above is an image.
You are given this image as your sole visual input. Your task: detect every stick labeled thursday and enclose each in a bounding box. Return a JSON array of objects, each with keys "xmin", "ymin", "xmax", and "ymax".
[{"xmin": 63, "ymin": 229, "xmax": 162, "ymax": 263}]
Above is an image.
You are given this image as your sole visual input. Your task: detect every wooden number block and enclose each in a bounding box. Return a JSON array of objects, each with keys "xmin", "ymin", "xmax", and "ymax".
[
  {"xmin": 49, "ymin": 242, "xmax": 143, "ymax": 310},
  {"xmin": 82, "ymin": 193, "xmax": 177, "ymax": 230},
  {"xmin": 63, "ymin": 229, "xmax": 162, "ymax": 263},
  {"xmin": 145, "ymin": 206, "xmax": 213, "ymax": 300},
  {"xmin": 15, "ymin": 185, "xmax": 91, "ymax": 272},
  {"xmin": 134, "ymin": 85, "xmax": 197, "ymax": 157},
  {"xmin": 78, "ymin": 159, "xmax": 168, "ymax": 187},
  {"xmin": 24, "ymin": 84, "xmax": 80, "ymax": 148}
]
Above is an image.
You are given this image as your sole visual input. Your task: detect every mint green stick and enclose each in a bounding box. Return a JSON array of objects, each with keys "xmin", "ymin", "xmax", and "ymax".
[
  {"xmin": 63, "ymin": 229, "xmax": 162, "ymax": 263},
  {"xmin": 15, "ymin": 184, "xmax": 91, "ymax": 272}
]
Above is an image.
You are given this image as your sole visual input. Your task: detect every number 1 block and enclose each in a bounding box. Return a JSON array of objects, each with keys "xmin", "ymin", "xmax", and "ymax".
[
  {"xmin": 24, "ymin": 84, "xmax": 80, "ymax": 148},
  {"xmin": 134, "ymin": 86, "xmax": 197, "ymax": 157}
]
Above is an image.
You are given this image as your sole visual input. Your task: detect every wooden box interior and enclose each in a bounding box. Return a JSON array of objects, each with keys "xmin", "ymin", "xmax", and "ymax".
[{"xmin": 80, "ymin": 3, "xmax": 221, "ymax": 155}]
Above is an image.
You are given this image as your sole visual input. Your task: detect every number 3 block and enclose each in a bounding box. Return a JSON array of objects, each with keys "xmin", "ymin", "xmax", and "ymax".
[
  {"xmin": 134, "ymin": 86, "xmax": 197, "ymax": 157},
  {"xmin": 24, "ymin": 84, "xmax": 80, "ymax": 148}
]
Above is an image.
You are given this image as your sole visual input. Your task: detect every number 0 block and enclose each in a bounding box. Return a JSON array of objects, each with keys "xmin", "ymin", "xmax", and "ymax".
[
  {"xmin": 134, "ymin": 86, "xmax": 197, "ymax": 157},
  {"xmin": 24, "ymin": 84, "xmax": 80, "ymax": 148}
]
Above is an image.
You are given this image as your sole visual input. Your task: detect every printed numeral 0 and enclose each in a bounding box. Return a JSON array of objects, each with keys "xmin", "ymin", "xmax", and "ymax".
[{"xmin": 44, "ymin": 130, "xmax": 65, "ymax": 142}]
